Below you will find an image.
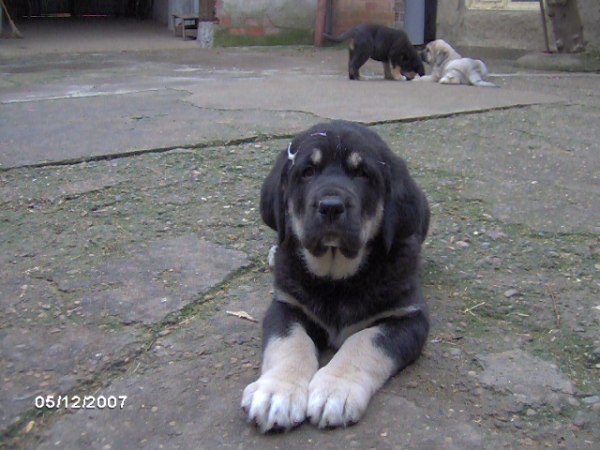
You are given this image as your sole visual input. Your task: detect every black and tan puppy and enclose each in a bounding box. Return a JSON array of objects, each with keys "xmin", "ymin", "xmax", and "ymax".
[
  {"xmin": 324, "ymin": 24, "xmax": 425, "ymax": 81},
  {"xmin": 242, "ymin": 121, "xmax": 430, "ymax": 432}
]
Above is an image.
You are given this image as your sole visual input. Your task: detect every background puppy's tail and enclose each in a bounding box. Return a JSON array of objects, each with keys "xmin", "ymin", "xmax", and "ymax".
[{"xmin": 323, "ymin": 29, "xmax": 354, "ymax": 43}]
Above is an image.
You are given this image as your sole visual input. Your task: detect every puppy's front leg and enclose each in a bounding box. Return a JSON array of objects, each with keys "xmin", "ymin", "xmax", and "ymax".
[
  {"xmin": 307, "ymin": 313, "xmax": 428, "ymax": 428},
  {"xmin": 242, "ymin": 302, "xmax": 319, "ymax": 433}
]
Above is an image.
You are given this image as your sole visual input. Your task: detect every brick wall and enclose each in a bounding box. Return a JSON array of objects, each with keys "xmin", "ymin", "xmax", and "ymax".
[{"xmin": 331, "ymin": 0, "xmax": 399, "ymax": 35}]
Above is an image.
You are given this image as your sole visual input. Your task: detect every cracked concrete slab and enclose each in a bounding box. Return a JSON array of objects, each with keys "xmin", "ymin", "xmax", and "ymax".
[
  {"xmin": 1, "ymin": 23, "xmax": 599, "ymax": 450},
  {"xmin": 0, "ymin": 89, "xmax": 319, "ymax": 168},
  {"xmin": 0, "ymin": 235, "xmax": 248, "ymax": 433},
  {"xmin": 477, "ymin": 349, "xmax": 575, "ymax": 405},
  {"xmin": 184, "ymin": 77, "xmax": 563, "ymax": 123},
  {"xmin": 54, "ymin": 235, "xmax": 250, "ymax": 324},
  {"xmin": 36, "ymin": 362, "xmax": 491, "ymax": 450},
  {"xmin": 0, "ymin": 323, "xmax": 144, "ymax": 432},
  {"xmin": 34, "ymin": 281, "xmax": 494, "ymax": 450}
]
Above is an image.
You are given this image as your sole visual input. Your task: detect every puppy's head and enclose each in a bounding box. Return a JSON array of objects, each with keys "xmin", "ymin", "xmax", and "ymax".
[
  {"xmin": 390, "ymin": 43, "xmax": 426, "ymax": 80},
  {"xmin": 260, "ymin": 121, "xmax": 426, "ymax": 278},
  {"xmin": 420, "ymin": 39, "xmax": 453, "ymax": 67}
]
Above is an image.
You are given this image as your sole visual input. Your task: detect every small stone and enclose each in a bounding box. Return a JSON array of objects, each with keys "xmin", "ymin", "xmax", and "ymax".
[
  {"xmin": 525, "ymin": 408, "xmax": 537, "ymax": 416},
  {"xmin": 582, "ymin": 396, "xmax": 600, "ymax": 405},
  {"xmin": 449, "ymin": 348, "xmax": 462, "ymax": 357},
  {"xmin": 521, "ymin": 334, "xmax": 534, "ymax": 343},
  {"xmin": 504, "ymin": 289, "xmax": 519, "ymax": 298},
  {"xmin": 572, "ymin": 413, "xmax": 589, "ymax": 428},
  {"xmin": 468, "ymin": 371, "xmax": 477, "ymax": 377},
  {"xmin": 473, "ymin": 387, "xmax": 485, "ymax": 396}
]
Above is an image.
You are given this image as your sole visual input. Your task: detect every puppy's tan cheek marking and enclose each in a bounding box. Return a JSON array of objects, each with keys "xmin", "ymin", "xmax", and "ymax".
[
  {"xmin": 311, "ymin": 149, "xmax": 322, "ymax": 165},
  {"xmin": 289, "ymin": 201, "xmax": 305, "ymax": 242},
  {"xmin": 348, "ymin": 152, "xmax": 362, "ymax": 169},
  {"xmin": 360, "ymin": 201, "xmax": 384, "ymax": 244}
]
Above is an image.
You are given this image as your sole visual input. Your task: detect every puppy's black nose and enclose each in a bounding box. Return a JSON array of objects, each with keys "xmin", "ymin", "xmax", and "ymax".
[{"xmin": 318, "ymin": 196, "xmax": 345, "ymax": 222}]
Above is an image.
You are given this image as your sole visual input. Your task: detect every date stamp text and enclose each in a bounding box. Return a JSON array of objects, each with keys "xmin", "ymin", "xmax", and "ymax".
[{"xmin": 35, "ymin": 395, "xmax": 127, "ymax": 410}]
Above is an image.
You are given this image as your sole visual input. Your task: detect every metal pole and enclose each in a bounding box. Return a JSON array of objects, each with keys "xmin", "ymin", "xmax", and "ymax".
[{"xmin": 539, "ymin": 0, "xmax": 551, "ymax": 53}]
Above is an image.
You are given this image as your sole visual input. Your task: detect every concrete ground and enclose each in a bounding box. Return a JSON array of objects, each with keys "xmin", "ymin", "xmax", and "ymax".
[{"xmin": 1, "ymin": 18, "xmax": 599, "ymax": 450}]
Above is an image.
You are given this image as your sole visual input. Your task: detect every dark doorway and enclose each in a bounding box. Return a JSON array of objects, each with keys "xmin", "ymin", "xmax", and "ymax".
[{"xmin": 424, "ymin": 0, "xmax": 437, "ymax": 43}]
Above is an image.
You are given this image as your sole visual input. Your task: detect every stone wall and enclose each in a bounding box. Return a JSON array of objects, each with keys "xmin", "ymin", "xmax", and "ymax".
[
  {"xmin": 436, "ymin": 0, "xmax": 599, "ymax": 52},
  {"xmin": 211, "ymin": 0, "xmax": 403, "ymax": 46}
]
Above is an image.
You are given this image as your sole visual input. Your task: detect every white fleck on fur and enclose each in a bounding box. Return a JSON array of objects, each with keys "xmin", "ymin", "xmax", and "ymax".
[
  {"xmin": 311, "ymin": 149, "xmax": 323, "ymax": 165},
  {"xmin": 267, "ymin": 245, "xmax": 277, "ymax": 268},
  {"xmin": 241, "ymin": 324, "xmax": 319, "ymax": 433},
  {"xmin": 348, "ymin": 151, "xmax": 363, "ymax": 169},
  {"xmin": 307, "ymin": 327, "xmax": 395, "ymax": 428}
]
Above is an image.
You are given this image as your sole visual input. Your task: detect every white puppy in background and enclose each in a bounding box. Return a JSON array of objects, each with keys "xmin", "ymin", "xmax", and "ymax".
[{"xmin": 419, "ymin": 39, "xmax": 499, "ymax": 88}]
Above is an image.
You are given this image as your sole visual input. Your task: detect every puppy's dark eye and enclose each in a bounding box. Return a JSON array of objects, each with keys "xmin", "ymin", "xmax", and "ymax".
[
  {"xmin": 302, "ymin": 166, "xmax": 316, "ymax": 179},
  {"xmin": 355, "ymin": 167, "xmax": 369, "ymax": 179}
]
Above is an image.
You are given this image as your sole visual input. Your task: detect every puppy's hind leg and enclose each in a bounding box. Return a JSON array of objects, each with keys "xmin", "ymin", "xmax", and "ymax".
[
  {"xmin": 467, "ymin": 71, "xmax": 499, "ymax": 87},
  {"xmin": 469, "ymin": 61, "xmax": 499, "ymax": 87},
  {"xmin": 439, "ymin": 70, "xmax": 462, "ymax": 85},
  {"xmin": 383, "ymin": 61, "xmax": 393, "ymax": 80},
  {"xmin": 348, "ymin": 40, "xmax": 370, "ymax": 81},
  {"xmin": 471, "ymin": 77, "xmax": 499, "ymax": 88}
]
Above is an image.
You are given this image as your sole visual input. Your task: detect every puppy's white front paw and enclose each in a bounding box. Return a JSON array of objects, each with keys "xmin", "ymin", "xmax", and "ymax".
[
  {"xmin": 307, "ymin": 369, "xmax": 371, "ymax": 428},
  {"xmin": 241, "ymin": 375, "xmax": 308, "ymax": 433}
]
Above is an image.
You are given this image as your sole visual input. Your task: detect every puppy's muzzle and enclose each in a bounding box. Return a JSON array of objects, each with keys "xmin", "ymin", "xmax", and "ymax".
[{"xmin": 318, "ymin": 196, "xmax": 346, "ymax": 224}]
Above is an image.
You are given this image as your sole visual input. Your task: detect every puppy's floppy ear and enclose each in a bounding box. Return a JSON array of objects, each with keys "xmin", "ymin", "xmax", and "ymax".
[
  {"xmin": 382, "ymin": 158, "xmax": 428, "ymax": 253},
  {"xmin": 260, "ymin": 147, "xmax": 290, "ymax": 244},
  {"xmin": 435, "ymin": 48, "xmax": 449, "ymax": 67}
]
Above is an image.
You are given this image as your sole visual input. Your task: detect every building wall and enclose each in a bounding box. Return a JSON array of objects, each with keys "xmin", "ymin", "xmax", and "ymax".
[
  {"xmin": 331, "ymin": 0, "xmax": 397, "ymax": 35},
  {"xmin": 436, "ymin": 0, "xmax": 599, "ymax": 51},
  {"xmin": 214, "ymin": 0, "xmax": 317, "ymax": 46}
]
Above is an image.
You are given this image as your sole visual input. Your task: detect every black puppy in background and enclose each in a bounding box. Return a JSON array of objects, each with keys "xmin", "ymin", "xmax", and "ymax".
[{"xmin": 324, "ymin": 24, "xmax": 425, "ymax": 81}]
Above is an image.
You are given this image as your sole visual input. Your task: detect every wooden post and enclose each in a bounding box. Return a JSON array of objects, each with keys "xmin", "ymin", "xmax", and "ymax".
[
  {"xmin": 0, "ymin": 0, "xmax": 23, "ymax": 38},
  {"xmin": 545, "ymin": 0, "xmax": 585, "ymax": 53},
  {"xmin": 539, "ymin": 0, "xmax": 551, "ymax": 53},
  {"xmin": 314, "ymin": 0, "xmax": 327, "ymax": 47}
]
